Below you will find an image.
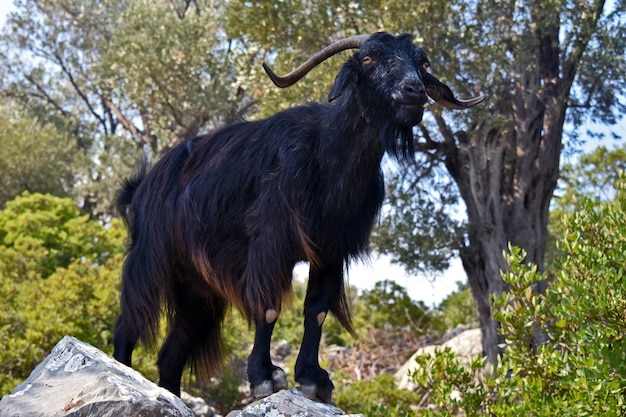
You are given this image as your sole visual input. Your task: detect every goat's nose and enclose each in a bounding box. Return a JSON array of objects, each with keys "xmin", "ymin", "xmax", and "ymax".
[{"xmin": 401, "ymin": 79, "xmax": 426, "ymax": 97}]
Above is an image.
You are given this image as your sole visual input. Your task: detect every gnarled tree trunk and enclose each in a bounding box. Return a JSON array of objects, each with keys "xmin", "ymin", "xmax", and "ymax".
[
  {"xmin": 436, "ymin": 1, "xmax": 601, "ymax": 361},
  {"xmin": 444, "ymin": 114, "xmax": 562, "ymax": 363}
]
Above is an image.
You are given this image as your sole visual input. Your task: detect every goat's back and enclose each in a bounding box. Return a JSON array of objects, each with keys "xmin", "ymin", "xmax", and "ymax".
[{"xmin": 123, "ymin": 102, "xmax": 384, "ymax": 311}]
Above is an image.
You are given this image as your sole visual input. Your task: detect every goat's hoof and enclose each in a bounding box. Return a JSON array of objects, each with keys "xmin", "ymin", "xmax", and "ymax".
[
  {"xmin": 295, "ymin": 365, "xmax": 334, "ymax": 403},
  {"xmin": 252, "ymin": 380, "xmax": 274, "ymax": 398},
  {"xmin": 272, "ymin": 368, "xmax": 288, "ymax": 391},
  {"xmin": 300, "ymin": 383, "xmax": 333, "ymax": 403},
  {"xmin": 252, "ymin": 367, "xmax": 289, "ymax": 398}
]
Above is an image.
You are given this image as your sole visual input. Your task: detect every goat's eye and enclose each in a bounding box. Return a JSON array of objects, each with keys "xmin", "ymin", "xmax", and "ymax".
[{"xmin": 362, "ymin": 56, "xmax": 373, "ymax": 65}]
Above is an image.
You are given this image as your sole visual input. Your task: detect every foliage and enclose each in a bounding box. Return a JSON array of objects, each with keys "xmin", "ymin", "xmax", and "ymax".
[
  {"xmin": 0, "ymin": 0, "xmax": 251, "ymax": 218},
  {"xmin": 411, "ymin": 348, "xmax": 487, "ymax": 416},
  {"xmin": 334, "ymin": 373, "xmax": 422, "ymax": 416},
  {"xmin": 409, "ymin": 175, "xmax": 626, "ymax": 415},
  {"xmin": 554, "ymin": 145, "xmax": 626, "ymax": 213},
  {"xmin": 1, "ymin": 0, "xmax": 246, "ymax": 151},
  {"xmin": 372, "ymin": 166, "xmax": 462, "ymax": 275},
  {"xmin": 0, "ymin": 103, "xmax": 77, "ymax": 208},
  {"xmin": 547, "ymin": 144, "xmax": 626, "ymax": 271},
  {"xmin": 352, "ymin": 279, "xmax": 431, "ymax": 334},
  {"xmin": 0, "ymin": 192, "xmax": 126, "ymax": 395},
  {"xmin": 431, "ymin": 282, "xmax": 477, "ymax": 332},
  {"xmin": 100, "ymin": 0, "xmax": 244, "ymax": 150}
]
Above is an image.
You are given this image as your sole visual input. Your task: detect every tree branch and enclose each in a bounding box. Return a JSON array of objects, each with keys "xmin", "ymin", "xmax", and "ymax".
[
  {"xmin": 102, "ymin": 95, "xmax": 152, "ymax": 149},
  {"xmin": 432, "ymin": 112, "xmax": 456, "ymax": 147},
  {"xmin": 167, "ymin": 0, "xmax": 200, "ymax": 19},
  {"xmin": 52, "ymin": 51, "xmax": 108, "ymax": 134},
  {"xmin": 561, "ymin": 0, "xmax": 607, "ymax": 92},
  {"xmin": 20, "ymin": 73, "xmax": 70, "ymax": 117}
]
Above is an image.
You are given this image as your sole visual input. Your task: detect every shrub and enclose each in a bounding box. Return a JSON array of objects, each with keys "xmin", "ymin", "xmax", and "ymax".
[
  {"xmin": 409, "ymin": 175, "xmax": 626, "ymax": 416},
  {"xmin": 334, "ymin": 373, "xmax": 423, "ymax": 416},
  {"xmin": 432, "ymin": 282, "xmax": 478, "ymax": 333},
  {"xmin": 0, "ymin": 193, "xmax": 126, "ymax": 394}
]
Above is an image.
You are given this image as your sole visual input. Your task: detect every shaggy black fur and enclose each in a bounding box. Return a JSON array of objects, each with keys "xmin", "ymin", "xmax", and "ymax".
[{"xmin": 113, "ymin": 32, "xmax": 474, "ymax": 402}]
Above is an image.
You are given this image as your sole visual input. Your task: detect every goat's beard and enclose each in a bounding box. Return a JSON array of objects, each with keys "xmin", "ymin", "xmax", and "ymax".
[{"xmin": 381, "ymin": 121, "xmax": 415, "ymax": 162}]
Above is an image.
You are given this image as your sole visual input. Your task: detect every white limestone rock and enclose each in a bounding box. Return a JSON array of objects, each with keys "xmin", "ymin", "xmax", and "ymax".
[
  {"xmin": 225, "ymin": 387, "xmax": 365, "ymax": 417},
  {"xmin": 0, "ymin": 336, "xmax": 193, "ymax": 417}
]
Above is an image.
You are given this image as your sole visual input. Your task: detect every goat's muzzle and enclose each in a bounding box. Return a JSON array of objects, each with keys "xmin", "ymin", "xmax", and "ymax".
[
  {"xmin": 395, "ymin": 101, "xmax": 428, "ymax": 127},
  {"xmin": 392, "ymin": 78, "xmax": 430, "ymax": 126}
]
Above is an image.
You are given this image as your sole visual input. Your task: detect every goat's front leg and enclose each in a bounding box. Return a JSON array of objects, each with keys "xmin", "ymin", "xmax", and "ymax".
[
  {"xmin": 295, "ymin": 261, "xmax": 343, "ymax": 403},
  {"xmin": 247, "ymin": 309, "xmax": 289, "ymax": 398}
]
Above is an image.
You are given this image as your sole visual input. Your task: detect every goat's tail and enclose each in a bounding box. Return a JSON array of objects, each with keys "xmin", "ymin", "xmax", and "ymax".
[
  {"xmin": 113, "ymin": 154, "xmax": 159, "ymax": 364},
  {"xmin": 116, "ymin": 154, "xmax": 150, "ymax": 226}
]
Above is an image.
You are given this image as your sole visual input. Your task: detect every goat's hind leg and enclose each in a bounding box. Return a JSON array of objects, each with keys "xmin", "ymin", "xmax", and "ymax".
[
  {"xmin": 113, "ymin": 315, "xmax": 138, "ymax": 367},
  {"xmin": 156, "ymin": 320, "xmax": 188, "ymax": 396},
  {"xmin": 158, "ymin": 287, "xmax": 226, "ymax": 396}
]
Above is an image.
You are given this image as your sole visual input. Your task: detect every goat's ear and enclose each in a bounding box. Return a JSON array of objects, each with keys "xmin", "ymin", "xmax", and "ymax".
[
  {"xmin": 423, "ymin": 72, "xmax": 485, "ymax": 109},
  {"xmin": 328, "ymin": 60, "xmax": 359, "ymax": 102}
]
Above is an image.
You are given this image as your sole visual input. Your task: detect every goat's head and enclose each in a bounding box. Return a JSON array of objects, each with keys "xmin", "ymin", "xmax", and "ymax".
[{"xmin": 263, "ymin": 32, "xmax": 485, "ymax": 128}]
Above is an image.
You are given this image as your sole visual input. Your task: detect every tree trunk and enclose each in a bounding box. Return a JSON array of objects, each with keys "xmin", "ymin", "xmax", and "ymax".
[
  {"xmin": 446, "ymin": 115, "xmax": 562, "ymax": 363},
  {"xmin": 388, "ymin": 0, "xmax": 606, "ymax": 364},
  {"xmin": 441, "ymin": 16, "xmax": 566, "ymax": 362}
]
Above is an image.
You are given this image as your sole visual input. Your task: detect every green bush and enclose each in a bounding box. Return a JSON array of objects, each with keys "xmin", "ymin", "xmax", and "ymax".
[
  {"xmin": 409, "ymin": 175, "xmax": 626, "ymax": 416},
  {"xmin": 432, "ymin": 282, "xmax": 478, "ymax": 333},
  {"xmin": 334, "ymin": 373, "xmax": 423, "ymax": 416},
  {"xmin": 0, "ymin": 193, "xmax": 126, "ymax": 394},
  {"xmin": 326, "ymin": 279, "xmax": 433, "ymax": 348},
  {"xmin": 410, "ymin": 347, "xmax": 487, "ymax": 416}
]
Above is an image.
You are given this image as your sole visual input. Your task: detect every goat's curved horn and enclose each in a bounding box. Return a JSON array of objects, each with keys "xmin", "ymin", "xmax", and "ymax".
[
  {"xmin": 423, "ymin": 72, "xmax": 486, "ymax": 110},
  {"xmin": 437, "ymin": 95, "xmax": 486, "ymax": 110},
  {"xmin": 263, "ymin": 34, "xmax": 371, "ymax": 88}
]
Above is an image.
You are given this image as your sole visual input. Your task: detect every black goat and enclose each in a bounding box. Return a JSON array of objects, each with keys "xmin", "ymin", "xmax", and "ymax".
[{"xmin": 113, "ymin": 32, "xmax": 484, "ymax": 402}]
